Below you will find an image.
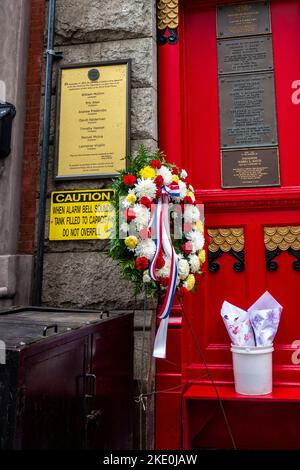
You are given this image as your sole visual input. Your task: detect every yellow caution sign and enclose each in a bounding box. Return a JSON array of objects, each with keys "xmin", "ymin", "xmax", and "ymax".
[{"xmin": 49, "ymin": 189, "xmax": 115, "ymax": 240}]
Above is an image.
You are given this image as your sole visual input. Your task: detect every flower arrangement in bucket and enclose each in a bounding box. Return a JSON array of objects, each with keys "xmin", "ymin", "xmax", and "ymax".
[
  {"xmin": 109, "ymin": 146, "xmax": 206, "ymax": 358},
  {"xmin": 221, "ymin": 291, "xmax": 283, "ymax": 395}
]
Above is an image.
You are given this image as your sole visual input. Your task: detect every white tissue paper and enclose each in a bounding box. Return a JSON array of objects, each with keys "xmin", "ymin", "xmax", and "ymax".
[
  {"xmin": 247, "ymin": 291, "xmax": 282, "ymax": 346},
  {"xmin": 221, "ymin": 301, "xmax": 256, "ymax": 347}
]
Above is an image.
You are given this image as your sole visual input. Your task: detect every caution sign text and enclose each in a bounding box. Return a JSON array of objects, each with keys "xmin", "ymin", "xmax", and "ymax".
[{"xmin": 49, "ymin": 189, "xmax": 114, "ymax": 240}]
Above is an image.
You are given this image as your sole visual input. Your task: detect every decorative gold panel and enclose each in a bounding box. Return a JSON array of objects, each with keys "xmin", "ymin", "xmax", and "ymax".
[
  {"xmin": 208, "ymin": 228, "xmax": 245, "ymax": 253},
  {"xmin": 264, "ymin": 226, "xmax": 300, "ymax": 251},
  {"xmin": 157, "ymin": 0, "xmax": 179, "ymax": 30}
]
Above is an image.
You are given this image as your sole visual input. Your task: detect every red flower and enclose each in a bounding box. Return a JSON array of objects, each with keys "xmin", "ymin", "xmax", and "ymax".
[
  {"xmin": 160, "ymin": 277, "xmax": 169, "ymax": 287},
  {"xmin": 154, "ymin": 175, "xmax": 164, "ymax": 187},
  {"xmin": 177, "ymin": 286, "xmax": 188, "ymax": 297},
  {"xmin": 150, "ymin": 159, "xmax": 162, "ymax": 169},
  {"xmin": 182, "ymin": 242, "xmax": 193, "ymax": 254},
  {"xmin": 172, "ymin": 167, "xmax": 179, "ymax": 175},
  {"xmin": 139, "ymin": 227, "xmax": 149, "ymax": 240},
  {"xmin": 135, "ymin": 256, "xmax": 149, "ymax": 270},
  {"xmin": 140, "ymin": 196, "xmax": 152, "ymax": 209},
  {"xmin": 123, "ymin": 174, "xmax": 136, "ymax": 186},
  {"xmin": 156, "ymin": 187, "xmax": 162, "ymax": 199},
  {"xmin": 156, "ymin": 254, "xmax": 165, "ymax": 269},
  {"xmin": 184, "ymin": 196, "xmax": 194, "ymax": 205},
  {"xmin": 124, "ymin": 208, "xmax": 136, "ymax": 222}
]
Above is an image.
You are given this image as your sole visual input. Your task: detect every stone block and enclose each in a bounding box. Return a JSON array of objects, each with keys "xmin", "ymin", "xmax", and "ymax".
[
  {"xmin": 131, "ymin": 87, "xmax": 157, "ymax": 140},
  {"xmin": 42, "ymin": 251, "xmax": 147, "ymax": 309},
  {"xmin": 14, "ymin": 255, "xmax": 34, "ymax": 305},
  {"xmin": 51, "ymin": 38, "xmax": 156, "ymax": 89},
  {"xmin": 55, "ymin": 0, "xmax": 155, "ymax": 45},
  {"xmin": 0, "ymin": 255, "xmax": 16, "ymax": 299},
  {"xmin": 131, "ymin": 139, "xmax": 158, "ymax": 156}
]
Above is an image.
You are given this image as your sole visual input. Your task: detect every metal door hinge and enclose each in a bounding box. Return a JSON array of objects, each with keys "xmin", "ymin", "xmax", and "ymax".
[{"xmin": 76, "ymin": 374, "xmax": 96, "ymax": 398}]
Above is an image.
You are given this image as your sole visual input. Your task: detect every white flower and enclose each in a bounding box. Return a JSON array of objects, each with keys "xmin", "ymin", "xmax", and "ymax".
[
  {"xmin": 180, "ymin": 169, "xmax": 188, "ymax": 179},
  {"xmin": 178, "ymin": 258, "xmax": 190, "ymax": 280},
  {"xmin": 157, "ymin": 258, "xmax": 171, "ymax": 278},
  {"xmin": 135, "ymin": 179, "xmax": 157, "ymax": 200},
  {"xmin": 133, "ymin": 204, "xmax": 150, "ymax": 230},
  {"xmin": 135, "ymin": 239, "xmax": 156, "ymax": 260},
  {"xmin": 157, "ymin": 166, "xmax": 172, "ymax": 185},
  {"xmin": 120, "ymin": 222, "xmax": 130, "ymax": 236},
  {"xmin": 186, "ymin": 231, "xmax": 205, "ymax": 252},
  {"xmin": 178, "ymin": 180, "xmax": 187, "ymax": 199},
  {"xmin": 143, "ymin": 271, "xmax": 151, "ymax": 283},
  {"xmin": 184, "ymin": 205, "xmax": 200, "ymax": 223},
  {"xmin": 189, "ymin": 254, "xmax": 200, "ymax": 273}
]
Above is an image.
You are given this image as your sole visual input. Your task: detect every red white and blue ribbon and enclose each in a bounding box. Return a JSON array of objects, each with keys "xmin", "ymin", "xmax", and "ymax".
[{"xmin": 148, "ymin": 185, "xmax": 180, "ymax": 358}]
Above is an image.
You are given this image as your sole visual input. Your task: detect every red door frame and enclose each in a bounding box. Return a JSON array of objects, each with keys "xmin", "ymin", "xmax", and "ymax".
[{"xmin": 156, "ymin": 0, "xmax": 300, "ymax": 450}]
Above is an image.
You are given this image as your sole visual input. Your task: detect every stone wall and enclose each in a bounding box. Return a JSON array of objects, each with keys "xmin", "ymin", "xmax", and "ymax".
[{"xmin": 41, "ymin": 0, "xmax": 158, "ymax": 449}]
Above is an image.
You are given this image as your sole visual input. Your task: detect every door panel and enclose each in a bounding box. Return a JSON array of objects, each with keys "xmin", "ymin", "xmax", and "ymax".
[{"xmin": 181, "ymin": 0, "xmax": 300, "ymax": 385}]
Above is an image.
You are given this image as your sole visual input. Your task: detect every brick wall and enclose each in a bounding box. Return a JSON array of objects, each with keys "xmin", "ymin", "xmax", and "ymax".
[{"xmin": 19, "ymin": 0, "xmax": 46, "ymax": 255}]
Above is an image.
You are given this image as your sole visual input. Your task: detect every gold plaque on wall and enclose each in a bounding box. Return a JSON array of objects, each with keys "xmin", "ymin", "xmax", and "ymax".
[{"xmin": 55, "ymin": 60, "xmax": 131, "ymax": 180}]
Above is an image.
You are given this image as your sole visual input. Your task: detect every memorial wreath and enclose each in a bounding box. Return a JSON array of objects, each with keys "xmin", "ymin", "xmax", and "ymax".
[{"xmin": 109, "ymin": 146, "xmax": 205, "ymax": 357}]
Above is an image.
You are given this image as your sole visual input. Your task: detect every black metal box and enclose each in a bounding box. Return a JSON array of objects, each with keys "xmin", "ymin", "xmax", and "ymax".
[{"xmin": 0, "ymin": 306, "xmax": 133, "ymax": 450}]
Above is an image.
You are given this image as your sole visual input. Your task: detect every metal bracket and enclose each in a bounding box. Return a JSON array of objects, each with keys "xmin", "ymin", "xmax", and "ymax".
[
  {"xmin": 43, "ymin": 324, "xmax": 58, "ymax": 336},
  {"xmin": 266, "ymin": 247, "xmax": 300, "ymax": 272},
  {"xmin": 99, "ymin": 310, "xmax": 109, "ymax": 320},
  {"xmin": 208, "ymin": 248, "xmax": 245, "ymax": 273},
  {"xmin": 76, "ymin": 374, "xmax": 96, "ymax": 398},
  {"xmin": 45, "ymin": 49, "xmax": 63, "ymax": 60}
]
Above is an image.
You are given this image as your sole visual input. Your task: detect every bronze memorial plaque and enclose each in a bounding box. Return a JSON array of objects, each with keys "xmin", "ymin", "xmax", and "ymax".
[
  {"xmin": 217, "ymin": 1, "xmax": 271, "ymax": 38},
  {"xmin": 218, "ymin": 72, "xmax": 278, "ymax": 148},
  {"xmin": 217, "ymin": 36, "xmax": 273, "ymax": 74},
  {"xmin": 221, "ymin": 147, "xmax": 280, "ymax": 188}
]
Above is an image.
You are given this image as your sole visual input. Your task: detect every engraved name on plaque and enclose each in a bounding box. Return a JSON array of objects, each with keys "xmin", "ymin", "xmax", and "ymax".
[
  {"xmin": 217, "ymin": 36, "xmax": 273, "ymax": 74},
  {"xmin": 217, "ymin": 1, "xmax": 280, "ymax": 189},
  {"xmin": 217, "ymin": 1, "xmax": 271, "ymax": 38},
  {"xmin": 221, "ymin": 148, "xmax": 280, "ymax": 188},
  {"xmin": 219, "ymin": 73, "xmax": 278, "ymax": 148}
]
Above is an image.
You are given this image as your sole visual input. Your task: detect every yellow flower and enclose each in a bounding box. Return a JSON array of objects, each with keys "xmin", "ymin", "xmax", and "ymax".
[
  {"xmin": 198, "ymin": 249, "xmax": 206, "ymax": 264},
  {"xmin": 186, "ymin": 190, "xmax": 195, "ymax": 202},
  {"xmin": 125, "ymin": 235, "xmax": 138, "ymax": 249},
  {"xmin": 126, "ymin": 193, "xmax": 136, "ymax": 205},
  {"xmin": 139, "ymin": 166, "xmax": 156, "ymax": 179},
  {"xmin": 186, "ymin": 274, "xmax": 195, "ymax": 291},
  {"xmin": 195, "ymin": 220, "xmax": 204, "ymax": 233},
  {"xmin": 172, "ymin": 174, "xmax": 179, "ymax": 183}
]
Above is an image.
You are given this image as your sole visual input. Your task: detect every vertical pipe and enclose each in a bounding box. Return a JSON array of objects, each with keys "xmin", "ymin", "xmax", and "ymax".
[{"xmin": 33, "ymin": 0, "xmax": 56, "ymax": 305}]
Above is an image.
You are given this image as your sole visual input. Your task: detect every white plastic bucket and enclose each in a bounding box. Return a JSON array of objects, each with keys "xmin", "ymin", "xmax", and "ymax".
[{"xmin": 231, "ymin": 344, "xmax": 274, "ymax": 395}]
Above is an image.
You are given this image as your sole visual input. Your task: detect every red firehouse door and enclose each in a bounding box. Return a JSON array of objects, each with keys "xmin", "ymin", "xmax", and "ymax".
[{"xmin": 156, "ymin": 0, "xmax": 300, "ymax": 450}]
